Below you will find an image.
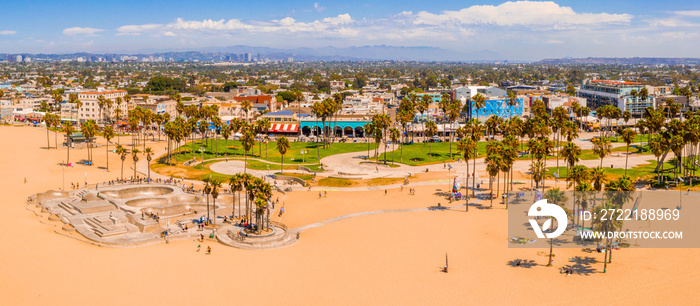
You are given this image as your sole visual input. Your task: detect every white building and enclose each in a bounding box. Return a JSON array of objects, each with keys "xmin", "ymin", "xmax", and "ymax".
[{"xmin": 77, "ymin": 90, "xmax": 128, "ymax": 123}]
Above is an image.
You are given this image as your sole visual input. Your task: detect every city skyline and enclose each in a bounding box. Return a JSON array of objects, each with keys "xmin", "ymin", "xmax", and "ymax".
[{"xmin": 1, "ymin": 0, "xmax": 699, "ymax": 60}]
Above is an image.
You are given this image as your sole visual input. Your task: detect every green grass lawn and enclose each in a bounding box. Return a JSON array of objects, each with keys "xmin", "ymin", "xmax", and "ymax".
[
  {"xmin": 377, "ymin": 141, "xmax": 490, "ymax": 166},
  {"xmin": 545, "ymin": 160, "xmax": 676, "ymax": 181},
  {"xmin": 172, "ymin": 139, "xmax": 368, "ymax": 165},
  {"xmin": 600, "ymin": 134, "xmax": 648, "ymax": 143}
]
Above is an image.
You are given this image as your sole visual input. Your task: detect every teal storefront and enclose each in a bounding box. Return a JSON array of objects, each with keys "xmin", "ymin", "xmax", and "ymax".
[{"xmin": 300, "ymin": 120, "xmax": 370, "ymax": 137}]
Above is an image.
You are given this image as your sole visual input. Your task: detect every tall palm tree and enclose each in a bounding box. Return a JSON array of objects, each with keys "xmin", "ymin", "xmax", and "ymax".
[
  {"xmin": 131, "ymin": 148, "xmax": 140, "ymax": 179},
  {"xmin": 591, "ymin": 167, "xmax": 607, "ymax": 191},
  {"xmin": 560, "ymin": 142, "xmax": 581, "ymax": 177},
  {"xmin": 116, "ymin": 145, "xmax": 127, "ymax": 180},
  {"xmin": 620, "ymin": 128, "xmax": 637, "ymax": 175},
  {"xmin": 241, "ymin": 126, "xmax": 255, "ymax": 173},
  {"xmin": 648, "ymin": 135, "xmax": 666, "ymax": 185},
  {"xmin": 457, "ymin": 137, "xmax": 478, "ymax": 211},
  {"xmin": 104, "ymin": 126, "xmax": 115, "ymax": 171},
  {"xmin": 592, "ymin": 200, "xmax": 623, "ymax": 273},
  {"xmin": 545, "ymin": 188, "xmax": 569, "ymax": 266},
  {"xmin": 209, "ymin": 178, "xmax": 222, "ymax": 225},
  {"xmin": 389, "ymin": 127, "xmax": 400, "ymax": 164},
  {"xmin": 447, "ymin": 99, "xmax": 462, "ymax": 159},
  {"xmin": 469, "ymin": 119, "xmax": 484, "ymax": 197},
  {"xmin": 420, "ymin": 94, "xmax": 431, "ymax": 141},
  {"xmin": 44, "ymin": 112, "xmax": 54, "ymax": 150},
  {"xmin": 144, "ymin": 147, "xmax": 153, "ymax": 181},
  {"xmin": 364, "ymin": 122, "xmax": 375, "ymax": 160},
  {"xmin": 485, "ymin": 151, "xmax": 502, "ymax": 207},
  {"xmin": 62, "ymin": 122, "xmax": 75, "ymax": 165},
  {"xmin": 591, "ymin": 137, "xmax": 612, "ymax": 168},
  {"xmin": 472, "ymin": 93, "xmax": 486, "ymax": 120},
  {"xmin": 277, "ymin": 136, "xmax": 290, "ymax": 174},
  {"xmin": 425, "ymin": 120, "xmax": 437, "ymax": 161},
  {"xmin": 229, "ymin": 174, "xmax": 243, "ymax": 219},
  {"xmin": 81, "ymin": 120, "xmax": 98, "ymax": 165}
]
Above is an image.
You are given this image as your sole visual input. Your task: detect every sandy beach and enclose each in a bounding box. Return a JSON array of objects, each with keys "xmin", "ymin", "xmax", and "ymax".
[{"xmin": 2, "ymin": 125, "xmax": 699, "ymax": 305}]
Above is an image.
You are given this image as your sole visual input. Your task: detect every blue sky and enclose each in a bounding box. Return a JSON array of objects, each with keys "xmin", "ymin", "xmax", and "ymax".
[{"xmin": 1, "ymin": 0, "xmax": 699, "ymax": 60}]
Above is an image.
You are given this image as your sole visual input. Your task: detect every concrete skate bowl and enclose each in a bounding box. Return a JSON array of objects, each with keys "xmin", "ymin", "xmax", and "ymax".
[
  {"xmin": 36, "ymin": 190, "xmax": 71, "ymax": 202},
  {"xmin": 100, "ymin": 186, "xmax": 175, "ymax": 199},
  {"xmin": 125, "ymin": 194, "xmax": 217, "ymax": 218}
]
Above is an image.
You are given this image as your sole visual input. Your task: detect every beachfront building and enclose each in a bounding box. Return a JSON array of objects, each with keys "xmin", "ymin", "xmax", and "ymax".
[
  {"xmin": 77, "ymin": 90, "xmax": 128, "ymax": 124},
  {"xmin": 577, "ymin": 80, "xmax": 653, "ymax": 115},
  {"xmin": 299, "ymin": 119, "xmax": 370, "ymax": 138},
  {"xmin": 454, "ymin": 86, "xmax": 507, "ymax": 100},
  {"xmin": 260, "ymin": 110, "xmax": 300, "ymax": 135},
  {"xmin": 541, "ymin": 94, "xmax": 587, "ymax": 111},
  {"xmin": 463, "ymin": 97, "xmax": 524, "ymax": 119}
]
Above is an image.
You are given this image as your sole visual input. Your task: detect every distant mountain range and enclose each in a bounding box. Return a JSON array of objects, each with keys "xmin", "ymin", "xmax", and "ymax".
[
  {"xmin": 1, "ymin": 45, "xmax": 506, "ymax": 62},
  {"xmin": 536, "ymin": 57, "xmax": 700, "ymax": 65}
]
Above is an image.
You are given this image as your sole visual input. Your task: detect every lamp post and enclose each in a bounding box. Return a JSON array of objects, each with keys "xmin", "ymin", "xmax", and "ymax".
[
  {"xmin": 301, "ymin": 150, "xmax": 307, "ymax": 163},
  {"xmin": 62, "ymin": 160, "xmax": 65, "ymax": 191}
]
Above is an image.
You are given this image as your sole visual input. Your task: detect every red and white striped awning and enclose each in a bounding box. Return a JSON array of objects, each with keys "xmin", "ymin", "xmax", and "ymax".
[{"xmin": 268, "ymin": 123, "xmax": 299, "ymax": 133}]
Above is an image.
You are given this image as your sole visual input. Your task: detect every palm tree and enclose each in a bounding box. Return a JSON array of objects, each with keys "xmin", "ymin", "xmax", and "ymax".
[
  {"xmin": 104, "ymin": 126, "xmax": 115, "ymax": 171},
  {"xmin": 469, "ymin": 119, "xmax": 484, "ymax": 197},
  {"xmin": 116, "ymin": 145, "xmax": 127, "ymax": 180},
  {"xmin": 592, "ymin": 200, "xmax": 624, "ymax": 273},
  {"xmin": 203, "ymin": 178, "xmax": 212, "ymax": 224},
  {"xmin": 472, "ymin": 93, "xmax": 486, "ymax": 120},
  {"xmin": 44, "ymin": 112, "xmax": 55, "ymax": 150},
  {"xmin": 241, "ymin": 126, "xmax": 255, "ymax": 173},
  {"xmin": 241, "ymin": 99, "xmax": 252, "ymax": 124},
  {"xmin": 389, "ymin": 127, "xmax": 400, "ymax": 164},
  {"xmin": 131, "ymin": 148, "xmax": 140, "ymax": 179},
  {"xmin": 425, "ymin": 121, "xmax": 437, "ymax": 161},
  {"xmin": 419, "ymin": 94, "xmax": 431, "ymax": 141},
  {"xmin": 447, "ymin": 99, "xmax": 462, "ymax": 159},
  {"xmin": 220, "ymin": 123, "xmax": 231, "ymax": 159},
  {"xmin": 545, "ymin": 188, "xmax": 569, "ymax": 266},
  {"xmin": 276, "ymin": 136, "xmax": 290, "ymax": 174},
  {"xmin": 457, "ymin": 137, "xmax": 478, "ymax": 211},
  {"xmin": 229, "ymin": 174, "xmax": 243, "ymax": 219},
  {"xmin": 364, "ymin": 122, "xmax": 375, "ymax": 160},
  {"xmin": 591, "ymin": 167, "xmax": 607, "ymax": 191},
  {"xmin": 372, "ymin": 114, "xmax": 391, "ymax": 164},
  {"xmin": 485, "ymin": 152, "xmax": 502, "ymax": 207},
  {"xmin": 560, "ymin": 142, "xmax": 581, "ymax": 177},
  {"xmin": 81, "ymin": 120, "xmax": 97, "ymax": 165},
  {"xmin": 648, "ymin": 135, "xmax": 666, "ymax": 185},
  {"xmin": 209, "ymin": 178, "xmax": 222, "ymax": 225},
  {"xmin": 591, "ymin": 137, "xmax": 612, "ymax": 168},
  {"xmin": 63, "ymin": 122, "xmax": 75, "ymax": 165},
  {"xmin": 620, "ymin": 128, "xmax": 637, "ymax": 175},
  {"xmin": 144, "ymin": 147, "xmax": 153, "ymax": 181}
]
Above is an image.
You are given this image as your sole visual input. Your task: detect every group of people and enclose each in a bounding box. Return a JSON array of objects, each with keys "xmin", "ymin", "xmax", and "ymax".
[
  {"xmin": 196, "ymin": 244, "xmax": 211, "ymax": 255},
  {"xmin": 70, "ymin": 182, "xmax": 86, "ymax": 190},
  {"xmin": 143, "ymin": 212, "xmax": 160, "ymax": 222},
  {"xmin": 560, "ymin": 267, "xmax": 574, "ymax": 275}
]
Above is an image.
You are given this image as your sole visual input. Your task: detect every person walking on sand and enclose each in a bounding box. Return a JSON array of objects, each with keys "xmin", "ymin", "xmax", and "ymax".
[
  {"xmin": 24, "ymin": 177, "xmax": 27, "ymax": 184},
  {"xmin": 197, "ymin": 245, "xmax": 201, "ymax": 252},
  {"xmin": 206, "ymin": 246, "xmax": 211, "ymax": 255}
]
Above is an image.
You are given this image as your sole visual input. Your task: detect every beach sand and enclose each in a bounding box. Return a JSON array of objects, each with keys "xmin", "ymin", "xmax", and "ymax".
[{"xmin": 1, "ymin": 125, "xmax": 699, "ymax": 305}]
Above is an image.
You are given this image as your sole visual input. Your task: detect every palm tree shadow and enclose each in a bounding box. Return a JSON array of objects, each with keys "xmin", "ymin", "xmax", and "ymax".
[
  {"xmin": 508, "ymin": 259, "xmax": 537, "ymax": 268},
  {"xmin": 565, "ymin": 256, "xmax": 599, "ymax": 276}
]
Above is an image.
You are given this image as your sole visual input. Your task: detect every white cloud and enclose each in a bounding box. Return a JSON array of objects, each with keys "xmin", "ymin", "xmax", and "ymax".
[
  {"xmin": 62, "ymin": 27, "xmax": 104, "ymax": 36},
  {"xmin": 116, "ymin": 24, "xmax": 162, "ymax": 36},
  {"xmin": 670, "ymin": 10, "xmax": 700, "ymax": 17},
  {"xmin": 163, "ymin": 31, "xmax": 177, "ymax": 37},
  {"xmin": 412, "ymin": 1, "xmax": 631, "ymax": 29},
  {"xmin": 314, "ymin": 2, "xmax": 326, "ymax": 12},
  {"xmin": 0, "ymin": 30, "xmax": 16, "ymax": 35}
]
